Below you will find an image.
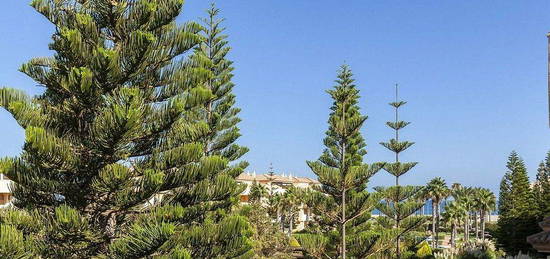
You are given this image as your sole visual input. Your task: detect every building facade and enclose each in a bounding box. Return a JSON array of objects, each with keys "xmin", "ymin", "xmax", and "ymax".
[
  {"xmin": 0, "ymin": 174, "xmax": 12, "ymax": 207},
  {"xmin": 236, "ymin": 172, "xmax": 319, "ymax": 231}
]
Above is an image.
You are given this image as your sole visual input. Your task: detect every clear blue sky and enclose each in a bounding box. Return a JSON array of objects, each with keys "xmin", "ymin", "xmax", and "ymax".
[{"xmin": 1, "ymin": 1, "xmax": 550, "ymax": 194}]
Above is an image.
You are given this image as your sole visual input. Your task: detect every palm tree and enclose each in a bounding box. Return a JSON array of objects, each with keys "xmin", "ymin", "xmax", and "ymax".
[
  {"xmin": 453, "ymin": 187, "xmax": 475, "ymax": 243},
  {"xmin": 476, "ymin": 188, "xmax": 496, "ymax": 240},
  {"xmin": 426, "ymin": 177, "xmax": 450, "ymax": 247},
  {"xmin": 451, "ymin": 183, "xmax": 462, "ymax": 192},
  {"xmin": 472, "ymin": 187, "xmax": 482, "ymax": 239},
  {"xmin": 281, "ymin": 187, "xmax": 301, "ymax": 235},
  {"xmin": 250, "ymin": 180, "xmax": 268, "ymax": 204},
  {"xmin": 442, "ymin": 201, "xmax": 467, "ymax": 248}
]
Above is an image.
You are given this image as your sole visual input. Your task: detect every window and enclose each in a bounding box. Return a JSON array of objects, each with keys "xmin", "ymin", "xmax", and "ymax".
[{"xmin": 0, "ymin": 193, "xmax": 9, "ymax": 205}]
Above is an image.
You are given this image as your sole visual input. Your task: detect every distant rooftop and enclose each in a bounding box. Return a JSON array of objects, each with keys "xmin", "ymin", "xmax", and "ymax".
[{"xmin": 236, "ymin": 172, "xmax": 319, "ymax": 184}]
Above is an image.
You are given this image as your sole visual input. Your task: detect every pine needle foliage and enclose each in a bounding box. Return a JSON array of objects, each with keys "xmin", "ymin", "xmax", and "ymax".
[
  {"xmin": 0, "ymin": 1, "xmax": 251, "ymax": 257},
  {"xmin": 496, "ymin": 151, "xmax": 539, "ymax": 255},
  {"xmin": 533, "ymin": 151, "xmax": 550, "ymax": 218},
  {"xmin": 377, "ymin": 84, "xmax": 426, "ymax": 259},
  {"xmin": 297, "ymin": 65, "xmax": 387, "ymax": 259},
  {"xmin": 191, "ymin": 4, "xmax": 248, "ymax": 168}
]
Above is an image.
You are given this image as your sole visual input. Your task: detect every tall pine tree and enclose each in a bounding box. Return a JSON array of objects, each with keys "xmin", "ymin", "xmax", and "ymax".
[
  {"xmin": 376, "ymin": 84, "xmax": 425, "ymax": 259},
  {"xmin": 296, "ymin": 65, "xmax": 387, "ymax": 258},
  {"xmin": 498, "ymin": 172, "xmax": 512, "ymax": 217},
  {"xmin": 191, "ymin": 4, "xmax": 248, "ymax": 168},
  {"xmin": 534, "ymin": 151, "xmax": 550, "ymax": 219},
  {"xmin": 496, "ymin": 151, "xmax": 539, "ymax": 255},
  {"xmin": 0, "ymin": 1, "xmax": 251, "ymax": 257}
]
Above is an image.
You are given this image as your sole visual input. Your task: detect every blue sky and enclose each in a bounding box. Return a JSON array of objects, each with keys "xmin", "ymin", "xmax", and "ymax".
[{"xmin": 1, "ymin": 1, "xmax": 550, "ymax": 194}]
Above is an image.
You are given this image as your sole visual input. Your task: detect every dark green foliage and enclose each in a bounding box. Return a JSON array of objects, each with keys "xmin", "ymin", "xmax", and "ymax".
[
  {"xmin": 297, "ymin": 65, "xmax": 387, "ymax": 258},
  {"xmin": 0, "ymin": 1, "xmax": 250, "ymax": 257},
  {"xmin": 498, "ymin": 172, "xmax": 512, "ymax": 216},
  {"xmin": 533, "ymin": 151, "xmax": 550, "ymax": 218},
  {"xmin": 496, "ymin": 151, "xmax": 539, "ymax": 255}
]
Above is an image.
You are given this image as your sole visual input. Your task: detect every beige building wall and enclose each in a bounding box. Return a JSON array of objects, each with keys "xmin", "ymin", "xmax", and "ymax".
[
  {"xmin": 0, "ymin": 174, "xmax": 12, "ymax": 207},
  {"xmin": 236, "ymin": 172, "xmax": 319, "ymax": 231}
]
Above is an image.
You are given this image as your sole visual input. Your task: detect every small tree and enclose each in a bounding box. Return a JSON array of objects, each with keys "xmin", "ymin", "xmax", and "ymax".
[
  {"xmin": 426, "ymin": 177, "xmax": 450, "ymax": 247},
  {"xmin": 250, "ymin": 180, "xmax": 267, "ymax": 204},
  {"xmin": 236, "ymin": 204, "xmax": 294, "ymax": 258},
  {"xmin": 453, "ymin": 186, "xmax": 475, "ymax": 243},
  {"xmin": 442, "ymin": 201, "xmax": 467, "ymax": 248},
  {"xmin": 475, "ymin": 188, "xmax": 496, "ymax": 240}
]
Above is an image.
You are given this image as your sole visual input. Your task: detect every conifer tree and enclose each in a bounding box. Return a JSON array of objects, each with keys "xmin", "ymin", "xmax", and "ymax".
[
  {"xmin": 0, "ymin": 1, "xmax": 251, "ymax": 257},
  {"xmin": 496, "ymin": 151, "xmax": 539, "ymax": 255},
  {"xmin": 296, "ymin": 65, "xmax": 386, "ymax": 258},
  {"xmin": 498, "ymin": 172, "xmax": 512, "ymax": 216},
  {"xmin": 191, "ymin": 4, "xmax": 248, "ymax": 168},
  {"xmin": 264, "ymin": 164, "xmax": 281, "ymax": 221},
  {"xmin": 534, "ymin": 151, "xmax": 550, "ymax": 218},
  {"xmin": 376, "ymin": 84, "xmax": 425, "ymax": 259}
]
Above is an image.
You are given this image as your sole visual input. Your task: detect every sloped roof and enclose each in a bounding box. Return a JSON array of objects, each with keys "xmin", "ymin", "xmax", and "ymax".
[
  {"xmin": 527, "ymin": 217, "xmax": 550, "ymax": 253},
  {"xmin": 236, "ymin": 173, "xmax": 319, "ymax": 184}
]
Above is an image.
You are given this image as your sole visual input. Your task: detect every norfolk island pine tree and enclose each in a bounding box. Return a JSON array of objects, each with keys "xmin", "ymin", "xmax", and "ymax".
[
  {"xmin": 296, "ymin": 65, "xmax": 391, "ymax": 259},
  {"xmin": 0, "ymin": 1, "xmax": 252, "ymax": 258},
  {"xmin": 376, "ymin": 84, "xmax": 426, "ymax": 259}
]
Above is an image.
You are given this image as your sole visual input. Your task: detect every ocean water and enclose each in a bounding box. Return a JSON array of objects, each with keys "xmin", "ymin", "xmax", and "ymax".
[{"xmin": 371, "ymin": 200, "xmax": 498, "ymax": 216}]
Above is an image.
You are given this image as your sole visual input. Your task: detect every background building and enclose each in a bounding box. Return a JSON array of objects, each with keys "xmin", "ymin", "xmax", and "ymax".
[
  {"xmin": 0, "ymin": 174, "xmax": 12, "ymax": 207},
  {"xmin": 236, "ymin": 172, "xmax": 319, "ymax": 231}
]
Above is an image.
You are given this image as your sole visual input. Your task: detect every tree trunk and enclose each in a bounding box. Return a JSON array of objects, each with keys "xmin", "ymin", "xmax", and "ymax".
[
  {"xmin": 289, "ymin": 207, "xmax": 293, "ymax": 236},
  {"xmin": 474, "ymin": 211, "xmax": 479, "ymax": 239},
  {"xmin": 432, "ymin": 199, "xmax": 437, "ymax": 248},
  {"xmin": 464, "ymin": 216, "xmax": 469, "ymax": 243},
  {"xmin": 481, "ymin": 210, "xmax": 486, "ymax": 240},
  {"xmin": 396, "ymin": 218, "xmax": 401, "ymax": 259},
  {"xmin": 451, "ymin": 223, "xmax": 456, "ymax": 248},
  {"xmin": 435, "ymin": 201, "xmax": 440, "ymax": 248},
  {"xmin": 342, "ymin": 189, "xmax": 346, "ymax": 259},
  {"xmin": 280, "ymin": 213, "xmax": 285, "ymax": 232}
]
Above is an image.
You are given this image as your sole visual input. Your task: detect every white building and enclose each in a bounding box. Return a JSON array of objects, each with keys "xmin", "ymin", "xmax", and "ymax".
[
  {"xmin": 0, "ymin": 174, "xmax": 12, "ymax": 208},
  {"xmin": 236, "ymin": 172, "xmax": 319, "ymax": 231}
]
